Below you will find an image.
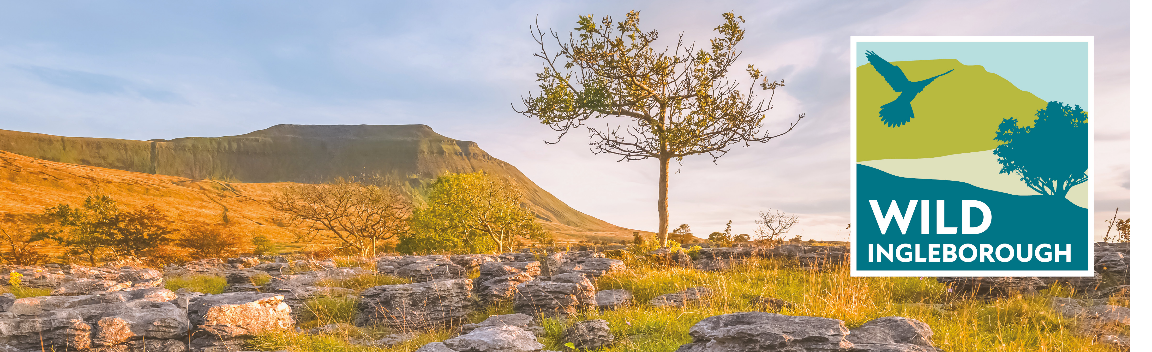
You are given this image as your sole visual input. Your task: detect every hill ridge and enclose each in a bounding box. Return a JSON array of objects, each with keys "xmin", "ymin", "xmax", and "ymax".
[{"xmin": 0, "ymin": 125, "xmax": 633, "ymax": 240}]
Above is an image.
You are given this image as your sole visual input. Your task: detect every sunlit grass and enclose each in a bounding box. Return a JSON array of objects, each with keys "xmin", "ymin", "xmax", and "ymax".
[
  {"xmin": 255, "ymin": 254, "xmax": 1127, "ymax": 352},
  {"xmin": 0, "ymin": 286, "xmax": 52, "ymax": 298},
  {"xmin": 316, "ymin": 273, "xmax": 410, "ymax": 293},
  {"xmin": 164, "ymin": 274, "xmax": 228, "ymax": 294}
]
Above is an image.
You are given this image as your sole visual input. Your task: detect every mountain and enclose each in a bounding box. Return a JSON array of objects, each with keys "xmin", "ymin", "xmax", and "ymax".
[
  {"xmin": 0, "ymin": 125, "xmax": 635, "ymax": 241},
  {"xmin": 856, "ymin": 59, "xmax": 1048, "ymax": 162}
]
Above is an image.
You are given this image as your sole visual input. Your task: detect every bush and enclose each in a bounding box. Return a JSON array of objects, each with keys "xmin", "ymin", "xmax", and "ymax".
[
  {"xmin": 178, "ymin": 221, "xmax": 244, "ymax": 259},
  {"xmin": 403, "ymin": 172, "xmax": 551, "ymax": 254},
  {"xmin": 252, "ymin": 234, "xmax": 278, "ymax": 255}
]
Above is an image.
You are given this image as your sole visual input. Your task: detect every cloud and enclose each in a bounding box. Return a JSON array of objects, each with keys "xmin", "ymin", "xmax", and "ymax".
[{"xmin": 15, "ymin": 65, "xmax": 182, "ymax": 103}]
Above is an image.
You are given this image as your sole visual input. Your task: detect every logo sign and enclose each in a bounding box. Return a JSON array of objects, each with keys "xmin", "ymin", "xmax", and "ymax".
[{"xmin": 850, "ymin": 37, "xmax": 1093, "ymax": 277}]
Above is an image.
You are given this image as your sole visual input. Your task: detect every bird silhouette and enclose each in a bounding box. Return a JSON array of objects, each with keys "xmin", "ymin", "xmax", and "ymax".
[{"xmin": 865, "ymin": 50, "xmax": 953, "ymax": 127}]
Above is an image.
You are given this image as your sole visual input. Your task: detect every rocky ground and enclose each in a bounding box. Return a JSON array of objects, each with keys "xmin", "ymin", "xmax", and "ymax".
[{"xmin": 0, "ymin": 242, "xmax": 1130, "ymax": 352}]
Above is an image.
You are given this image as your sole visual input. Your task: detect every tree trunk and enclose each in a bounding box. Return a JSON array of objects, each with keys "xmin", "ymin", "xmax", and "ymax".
[{"xmin": 658, "ymin": 156, "xmax": 670, "ymax": 247}]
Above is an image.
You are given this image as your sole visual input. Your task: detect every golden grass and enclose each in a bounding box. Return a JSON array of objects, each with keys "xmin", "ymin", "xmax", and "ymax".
[
  {"xmin": 164, "ymin": 274, "xmax": 228, "ymax": 294},
  {"xmin": 250, "ymin": 256, "xmax": 1126, "ymax": 352}
]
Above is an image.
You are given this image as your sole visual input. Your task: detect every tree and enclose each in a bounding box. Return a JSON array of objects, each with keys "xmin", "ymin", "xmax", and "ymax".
[
  {"xmin": 0, "ymin": 214, "xmax": 49, "ymax": 266},
  {"xmin": 1103, "ymin": 208, "xmax": 1130, "ymax": 243},
  {"xmin": 271, "ymin": 178, "xmax": 411, "ymax": 257},
  {"xmin": 754, "ymin": 209, "xmax": 799, "ymax": 243},
  {"xmin": 112, "ymin": 205, "xmax": 175, "ymax": 257},
  {"xmin": 708, "ymin": 220, "xmax": 734, "ymax": 246},
  {"xmin": 402, "ymin": 172, "xmax": 550, "ymax": 254},
  {"xmin": 41, "ymin": 195, "xmax": 176, "ymax": 264},
  {"xmin": 42, "ymin": 195, "xmax": 121, "ymax": 265},
  {"xmin": 669, "ymin": 224, "xmax": 701, "ymax": 244},
  {"xmin": 517, "ymin": 11, "xmax": 804, "ymax": 247},
  {"xmin": 994, "ymin": 101, "xmax": 1088, "ymax": 198}
]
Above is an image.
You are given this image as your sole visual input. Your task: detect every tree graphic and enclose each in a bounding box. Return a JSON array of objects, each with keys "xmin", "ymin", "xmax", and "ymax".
[{"xmin": 993, "ymin": 101, "xmax": 1088, "ymax": 198}]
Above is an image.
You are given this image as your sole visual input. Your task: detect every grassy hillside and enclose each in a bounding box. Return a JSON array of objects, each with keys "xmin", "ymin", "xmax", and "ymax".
[
  {"xmin": 856, "ymin": 59, "xmax": 1047, "ymax": 161},
  {"xmin": 0, "ymin": 125, "xmax": 637, "ymax": 242}
]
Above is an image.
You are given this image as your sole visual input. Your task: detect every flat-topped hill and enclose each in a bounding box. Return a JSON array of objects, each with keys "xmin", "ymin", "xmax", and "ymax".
[{"xmin": 0, "ymin": 125, "xmax": 634, "ymax": 240}]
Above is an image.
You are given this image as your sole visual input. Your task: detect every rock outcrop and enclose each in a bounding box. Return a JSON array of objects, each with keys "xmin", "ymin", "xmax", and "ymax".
[
  {"xmin": 674, "ymin": 313, "xmax": 938, "ymax": 352},
  {"xmin": 513, "ymin": 273, "xmax": 596, "ymax": 317},
  {"xmin": 355, "ymin": 279, "xmax": 474, "ymax": 329},
  {"xmin": 564, "ymin": 319, "xmax": 614, "ymax": 350},
  {"xmin": 847, "ymin": 316, "xmax": 940, "ymax": 352},
  {"xmin": 675, "ymin": 312, "xmax": 852, "ymax": 351},
  {"xmin": 0, "ymin": 288, "xmax": 294, "ymax": 352}
]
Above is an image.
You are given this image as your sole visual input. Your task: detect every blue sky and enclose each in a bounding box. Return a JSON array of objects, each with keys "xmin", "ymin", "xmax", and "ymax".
[
  {"xmin": 0, "ymin": 1, "xmax": 1130, "ymax": 240},
  {"xmin": 856, "ymin": 41, "xmax": 1090, "ymax": 108}
]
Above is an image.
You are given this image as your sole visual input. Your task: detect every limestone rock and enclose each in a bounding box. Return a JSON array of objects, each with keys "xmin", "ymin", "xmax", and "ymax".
[
  {"xmin": 187, "ymin": 292, "xmax": 295, "ymax": 340},
  {"xmin": 415, "ymin": 342, "xmax": 457, "ymax": 352},
  {"xmin": 847, "ymin": 316, "xmax": 940, "ymax": 352},
  {"xmin": 355, "ymin": 279, "xmax": 474, "ymax": 329},
  {"xmin": 556, "ymin": 258, "xmax": 626, "ymax": 279},
  {"xmin": 443, "ymin": 325, "xmax": 544, "ymax": 352},
  {"xmin": 936, "ymin": 277, "xmax": 1046, "ymax": 297},
  {"xmin": 0, "ymin": 288, "xmax": 188, "ymax": 351},
  {"xmin": 595, "ymin": 289, "xmax": 633, "ymax": 310},
  {"xmin": 513, "ymin": 275, "xmax": 595, "ymax": 317},
  {"xmin": 564, "ymin": 319, "xmax": 614, "ymax": 350},
  {"xmin": 461, "ymin": 313, "xmax": 543, "ymax": 336},
  {"xmin": 675, "ymin": 312, "xmax": 852, "ymax": 352}
]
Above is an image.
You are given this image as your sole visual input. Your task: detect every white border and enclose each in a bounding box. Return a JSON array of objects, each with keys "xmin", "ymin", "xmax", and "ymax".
[{"xmin": 849, "ymin": 36, "xmax": 1095, "ymax": 277}]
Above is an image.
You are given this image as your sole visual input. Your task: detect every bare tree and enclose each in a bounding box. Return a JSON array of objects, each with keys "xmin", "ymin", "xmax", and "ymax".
[
  {"xmin": 516, "ymin": 11, "xmax": 804, "ymax": 246},
  {"xmin": 271, "ymin": 178, "xmax": 412, "ymax": 257},
  {"xmin": 755, "ymin": 209, "xmax": 798, "ymax": 243}
]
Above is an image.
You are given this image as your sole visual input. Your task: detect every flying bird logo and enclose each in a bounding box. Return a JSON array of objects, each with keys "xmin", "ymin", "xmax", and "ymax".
[{"xmin": 865, "ymin": 51, "xmax": 953, "ymax": 127}]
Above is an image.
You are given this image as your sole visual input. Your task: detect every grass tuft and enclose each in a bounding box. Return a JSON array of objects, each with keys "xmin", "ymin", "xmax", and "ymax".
[{"xmin": 164, "ymin": 274, "xmax": 228, "ymax": 294}]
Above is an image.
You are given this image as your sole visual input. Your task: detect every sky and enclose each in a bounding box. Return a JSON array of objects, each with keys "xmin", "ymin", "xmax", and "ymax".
[
  {"xmin": 854, "ymin": 41, "xmax": 1090, "ymax": 108},
  {"xmin": 0, "ymin": 1, "xmax": 1130, "ymax": 241}
]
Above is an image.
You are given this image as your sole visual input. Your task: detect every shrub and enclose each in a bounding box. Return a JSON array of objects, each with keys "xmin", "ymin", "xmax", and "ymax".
[
  {"xmin": 252, "ymin": 234, "xmax": 278, "ymax": 255},
  {"xmin": 403, "ymin": 172, "xmax": 551, "ymax": 254},
  {"xmin": 178, "ymin": 221, "xmax": 244, "ymax": 259}
]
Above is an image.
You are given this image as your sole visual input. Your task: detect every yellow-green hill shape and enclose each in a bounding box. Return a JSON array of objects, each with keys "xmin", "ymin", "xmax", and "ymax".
[
  {"xmin": 857, "ymin": 59, "xmax": 1047, "ymax": 161},
  {"xmin": 859, "ymin": 149, "xmax": 1088, "ymax": 208}
]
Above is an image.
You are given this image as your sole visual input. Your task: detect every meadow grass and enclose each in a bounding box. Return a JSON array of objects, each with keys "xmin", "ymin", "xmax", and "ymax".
[
  {"xmin": 0, "ymin": 286, "xmax": 52, "ymax": 298},
  {"xmin": 250, "ymin": 256, "xmax": 1127, "ymax": 352},
  {"xmin": 164, "ymin": 274, "xmax": 228, "ymax": 294},
  {"xmin": 316, "ymin": 273, "xmax": 410, "ymax": 293}
]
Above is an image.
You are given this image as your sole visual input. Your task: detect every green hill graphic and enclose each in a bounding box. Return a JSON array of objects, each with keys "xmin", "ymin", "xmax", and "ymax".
[{"xmin": 857, "ymin": 59, "xmax": 1047, "ymax": 161}]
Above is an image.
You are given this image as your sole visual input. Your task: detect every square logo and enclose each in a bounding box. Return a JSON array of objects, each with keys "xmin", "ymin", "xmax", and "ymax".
[{"xmin": 850, "ymin": 37, "xmax": 1094, "ymax": 277}]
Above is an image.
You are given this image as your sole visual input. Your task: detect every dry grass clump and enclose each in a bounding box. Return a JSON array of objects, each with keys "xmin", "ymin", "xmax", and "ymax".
[
  {"xmin": 0, "ymin": 285, "xmax": 52, "ymax": 298},
  {"xmin": 316, "ymin": 273, "xmax": 410, "ymax": 293},
  {"xmin": 164, "ymin": 274, "xmax": 228, "ymax": 294}
]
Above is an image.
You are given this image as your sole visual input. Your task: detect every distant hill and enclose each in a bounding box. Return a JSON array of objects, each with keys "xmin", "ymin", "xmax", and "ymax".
[
  {"xmin": 856, "ymin": 59, "xmax": 1048, "ymax": 161},
  {"xmin": 0, "ymin": 125, "xmax": 636, "ymax": 241}
]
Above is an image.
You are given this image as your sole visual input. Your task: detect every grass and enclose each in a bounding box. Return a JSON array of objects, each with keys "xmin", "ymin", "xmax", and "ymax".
[
  {"xmin": 251, "ymin": 254, "xmax": 1128, "ymax": 352},
  {"xmin": 316, "ymin": 273, "xmax": 411, "ymax": 293},
  {"xmin": 0, "ymin": 286, "xmax": 52, "ymax": 298},
  {"xmin": 164, "ymin": 274, "xmax": 229, "ymax": 294}
]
